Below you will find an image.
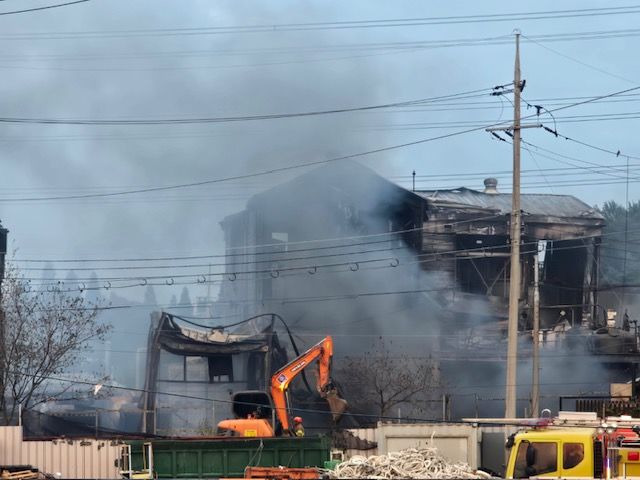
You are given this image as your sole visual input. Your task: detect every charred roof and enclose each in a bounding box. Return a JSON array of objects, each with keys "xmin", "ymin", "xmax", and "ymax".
[
  {"xmin": 416, "ymin": 187, "xmax": 604, "ymax": 221},
  {"xmin": 245, "ymin": 161, "xmax": 425, "ymax": 213}
]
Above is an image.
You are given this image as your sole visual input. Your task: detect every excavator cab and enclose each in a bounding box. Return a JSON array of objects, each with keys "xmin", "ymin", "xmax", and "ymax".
[
  {"xmin": 231, "ymin": 391, "xmax": 274, "ymax": 420},
  {"xmin": 217, "ymin": 391, "xmax": 278, "ymax": 437}
]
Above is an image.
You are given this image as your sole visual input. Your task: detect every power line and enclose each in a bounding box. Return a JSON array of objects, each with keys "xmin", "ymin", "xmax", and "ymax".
[
  {"xmin": 5, "ymin": 29, "xmax": 640, "ymax": 73},
  {"xmin": 541, "ymin": 127, "xmax": 640, "ymax": 161},
  {"xmin": 5, "ymin": 31, "xmax": 640, "ymax": 63},
  {"xmin": 21, "ymin": 236, "xmax": 640, "ymax": 296},
  {"xmin": 394, "ymin": 163, "xmax": 640, "ymax": 180},
  {"xmin": 2, "ymin": 84, "xmax": 638, "ymax": 204},
  {"xmin": 0, "ymin": 129, "xmax": 494, "ymax": 203},
  {"xmin": 0, "ymin": 0, "xmax": 88, "ymax": 16},
  {"xmin": 14, "ymin": 212, "xmax": 610, "ymax": 274},
  {"xmin": 372, "ymin": 110, "xmax": 640, "ymax": 131},
  {"xmin": 13, "ymin": 218, "xmax": 498, "ymax": 265},
  {"xmin": 521, "ymin": 33, "xmax": 637, "ymax": 86},
  {"xmin": 0, "ymin": 89, "xmax": 495, "ymax": 125},
  {"xmin": 9, "ymin": 369, "xmax": 626, "ymax": 418},
  {"xmin": 14, "ymin": 225, "xmax": 431, "ymax": 262},
  {"xmin": 14, "ymin": 244, "xmax": 409, "ymax": 272},
  {"xmin": 519, "ymin": 139, "xmax": 639, "ymax": 181},
  {"xmin": 22, "ymin": 229, "xmax": 628, "ymax": 292},
  {"xmin": 1, "ymin": 5, "xmax": 639, "ymax": 39}
]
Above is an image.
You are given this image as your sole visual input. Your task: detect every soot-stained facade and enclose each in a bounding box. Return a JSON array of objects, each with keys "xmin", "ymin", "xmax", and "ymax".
[
  {"xmin": 218, "ymin": 163, "xmax": 605, "ymax": 333},
  {"xmin": 214, "ymin": 162, "xmax": 640, "ymax": 418}
]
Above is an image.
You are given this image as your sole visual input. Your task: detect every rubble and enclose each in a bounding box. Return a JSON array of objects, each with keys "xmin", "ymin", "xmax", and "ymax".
[{"xmin": 326, "ymin": 448, "xmax": 493, "ymax": 479}]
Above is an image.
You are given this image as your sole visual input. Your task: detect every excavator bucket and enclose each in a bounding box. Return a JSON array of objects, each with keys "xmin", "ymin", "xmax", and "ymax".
[{"xmin": 323, "ymin": 386, "xmax": 348, "ymax": 422}]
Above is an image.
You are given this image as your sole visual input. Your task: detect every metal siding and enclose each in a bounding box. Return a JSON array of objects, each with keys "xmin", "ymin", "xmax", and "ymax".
[{"xmin": 0, "ymin": 427, "xmax": 120, "ymax": 479}]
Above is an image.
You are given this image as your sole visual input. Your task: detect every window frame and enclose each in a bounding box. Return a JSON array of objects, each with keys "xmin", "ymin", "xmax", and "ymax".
[
  {"xmin": 513, "ymin": 440, "xmax": 559, "ymax": 478},
  {"xmin": 562, "ymin": 442, "xmax": 585, "ymax": 470}
]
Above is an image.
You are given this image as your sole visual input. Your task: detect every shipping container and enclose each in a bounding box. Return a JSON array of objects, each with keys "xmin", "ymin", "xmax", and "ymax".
[{"xmin": 126, "ymin": 437, "xmax": 330, "ymax": 478}]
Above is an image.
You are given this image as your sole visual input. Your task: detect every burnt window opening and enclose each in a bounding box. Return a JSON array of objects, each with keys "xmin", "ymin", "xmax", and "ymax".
[
  {"xmin": 454, "ymin": 235, "xmax": 510, "ymax": 297},
  {"xmin": 246, "ymin": 352, "xmax": 263, "ymax": 390},
  {"xmin": 158, "ymin": 352, "xmax": 234, "ymax": 383},
  {"xmin": 456, "ymin": 256, "xmax": 510, "ymax": 296},
  {"xmin": 208, "ymin": 355, "xmax": 234, "ymax": 383}
]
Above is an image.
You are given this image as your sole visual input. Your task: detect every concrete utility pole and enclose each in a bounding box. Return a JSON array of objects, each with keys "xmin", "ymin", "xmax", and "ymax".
[
  {"xmin": 485, "ymin": 33, "xmax": 540, "ymax": 418},
  {"xmin": 531, "ymin": 252, "xmax": 540, "ymax": 417},
  {"xmin": 0, "ymin": 221, "xmax": 8, "ymax": 409},
  {"xmin": 505, "ymin": 32, "xmax": 522, "ymax": 419}
]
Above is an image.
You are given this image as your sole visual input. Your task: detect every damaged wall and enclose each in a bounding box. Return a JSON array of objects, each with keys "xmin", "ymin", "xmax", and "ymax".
[{"xmin": 141, "ymin": 312, "xmax": 285, "ymax": 435}]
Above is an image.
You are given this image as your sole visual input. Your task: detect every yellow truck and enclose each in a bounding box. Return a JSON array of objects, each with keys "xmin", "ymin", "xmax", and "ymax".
[{"xmin": 504, "ymin": 413, "xmax": 640, "ymax": 479}]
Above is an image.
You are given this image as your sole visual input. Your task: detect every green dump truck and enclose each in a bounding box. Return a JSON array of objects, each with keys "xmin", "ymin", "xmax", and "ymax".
[{"xmin": 120, "ymin": 437, "xmax": 331, "ymax": 479}]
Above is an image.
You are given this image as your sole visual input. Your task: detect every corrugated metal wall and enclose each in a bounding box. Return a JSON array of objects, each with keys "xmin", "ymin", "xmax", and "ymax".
[{"xmin": 0, "ymin": 427, "xmax": 120, "ymax": 479}]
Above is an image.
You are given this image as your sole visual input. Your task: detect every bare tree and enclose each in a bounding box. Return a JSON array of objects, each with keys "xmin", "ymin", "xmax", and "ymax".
[
  {"xmin": 0, "ymin": 263, "xmax": 110, "ymax": 424},
  {"xmin": 335, "ymin": 339, "xmax": 441, "ymax": 421}
]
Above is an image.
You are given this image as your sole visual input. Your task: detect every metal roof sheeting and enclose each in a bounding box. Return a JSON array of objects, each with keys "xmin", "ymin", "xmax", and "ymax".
[{"xmin": 416, "ymin": 188, "xmax": 603, "ymax": 219}]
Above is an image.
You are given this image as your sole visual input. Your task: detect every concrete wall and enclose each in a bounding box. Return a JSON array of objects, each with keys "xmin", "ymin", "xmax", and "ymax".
[
  {"xmin": 375, "ymin": 422, "xmax": 480, "ymax": 468},
  {"xmin": 344, "ymin": 423, "xmax": 481, "ymax": 467},
  {"xmin": 0, "ymin": 426, "xmax": 120, "ymax": 479}
]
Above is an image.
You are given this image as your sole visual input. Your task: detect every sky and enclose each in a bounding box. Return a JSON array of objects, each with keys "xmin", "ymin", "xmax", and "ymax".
[{"xmin": 1, "ymin": 0, "xmax": 639, "ymax": 305}]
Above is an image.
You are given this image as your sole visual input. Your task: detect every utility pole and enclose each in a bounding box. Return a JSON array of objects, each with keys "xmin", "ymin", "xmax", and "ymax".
[
  {"xmin": 0, "ymin": 221, "xmax": 8, "ymax": 415},
  {"xmin": 531, "ymin": 252, "xmax": 540, "ymax": 417},
  {"xmin": 505, "ymin": 32, "xmax": 522, "ymax": 419},
  {"xmin": 485, "ymin": 33, "xmax": 541, "ymax": 417}
]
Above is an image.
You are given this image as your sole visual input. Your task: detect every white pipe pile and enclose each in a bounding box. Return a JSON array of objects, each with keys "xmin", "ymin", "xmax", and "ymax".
[{"xmin": 327, "ymin": 448, "xmax": 494, "ymax": 479}]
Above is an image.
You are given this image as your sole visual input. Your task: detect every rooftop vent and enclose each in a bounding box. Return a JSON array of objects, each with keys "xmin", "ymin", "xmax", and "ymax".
[{"xmin": 483, "ymin": 177, "xmax": 498, "ymax": 194}]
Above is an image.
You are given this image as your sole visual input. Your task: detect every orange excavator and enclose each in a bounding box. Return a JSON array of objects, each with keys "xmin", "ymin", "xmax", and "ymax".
[{"xmin": 217, "ymin": 336, "xmax": 347, "ymax": 437}]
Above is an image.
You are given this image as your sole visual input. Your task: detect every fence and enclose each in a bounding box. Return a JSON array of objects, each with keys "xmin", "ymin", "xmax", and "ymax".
[{"xmin": 0, "ymin": 426, "xmax": 121, "ymax": 479}]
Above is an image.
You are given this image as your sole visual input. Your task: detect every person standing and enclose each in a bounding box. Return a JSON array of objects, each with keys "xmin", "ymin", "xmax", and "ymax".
[{"xmin": 293, "ymin": 417, "xmax": 305, "ymax": 437}]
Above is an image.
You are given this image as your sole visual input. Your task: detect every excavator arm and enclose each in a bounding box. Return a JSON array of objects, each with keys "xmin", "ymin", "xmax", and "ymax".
[{"xmin": 270, "ymin": 336, "xmax": 347, "ymax": 433}]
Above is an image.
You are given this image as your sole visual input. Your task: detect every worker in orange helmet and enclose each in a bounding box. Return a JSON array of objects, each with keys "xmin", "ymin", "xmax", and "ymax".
[{"xmin": 293, "ymin": 416, "xmax": 305, "ymax": 437}]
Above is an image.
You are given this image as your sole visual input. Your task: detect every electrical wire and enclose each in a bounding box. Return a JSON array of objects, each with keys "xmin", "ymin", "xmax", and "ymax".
[
  {"xmin": 8, "ymin": 369, "xmax": 630, "ymax": 422},
  {"xmin": 0, "ymin": 0, "xmax": 88, "ymax": 16},
  {"xmin": 14, "ymin": 244, "xmax": 409, "ymax": 272},
  {"xmin": 2, "ymin": 84, "xmax": 638, "ymax": 203},
  {"xmin": 2, "ymin": 6, "xmax": 640, "ymax": 39},
  {"xmin": 0, "ymin": 88, "xmax": 496, "ymax": 125},
  {"xmin": 3, "ymin": 28, "xmax": 640, "ymax": 74},
  {"xmin": 521, "ymin": 33, "xmax": 637, "ymax": 86},
  {"xmin": 541, "ymin": 127, "xmax": 640, "ymax": 162},
  {"xmin": 20, "ymin": 229, "xmax": 628, "ymax": 293},
  {"xmin": 17, "ymin": 217, "xmax": 629, "ymax": 275}
]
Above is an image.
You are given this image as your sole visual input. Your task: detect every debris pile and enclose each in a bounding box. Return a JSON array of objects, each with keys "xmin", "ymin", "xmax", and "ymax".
[{"xmin": 327, "ymin": 448, "xmax": 493, "ymax": 479}]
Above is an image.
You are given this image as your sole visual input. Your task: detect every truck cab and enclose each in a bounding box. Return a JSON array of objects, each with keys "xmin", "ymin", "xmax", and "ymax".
[
  {"xmin": 506, "ymin": 424, "xmax": 640, "ymax": 479},
  {"xmin": 506, "ymin": 428, "xmax": 597, "ymax": 479}
]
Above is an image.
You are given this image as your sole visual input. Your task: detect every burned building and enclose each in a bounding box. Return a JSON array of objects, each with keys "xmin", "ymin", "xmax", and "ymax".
[
  {"xmin": 217, "ymin": 161, "xmax": 425, "ymax": 322},
  {"xmin": 417, "ymin": 177, "xmax": 605, "ymax": 331},
  {"xmin": 217, "ymin": 163, "xmax": 604, "ymax": 331},
  {"xmin": 141, "ymin": 312, "xmax": 286, "ymax": 435},
  {"xmin": 212, "ymin": 161, "xmax": 635, "ymax": 418}
]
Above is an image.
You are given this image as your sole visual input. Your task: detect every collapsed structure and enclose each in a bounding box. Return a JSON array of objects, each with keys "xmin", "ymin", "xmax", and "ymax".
[{"xmin": 141, "ymin": 312, "xmax": 286, "ymax": 435}]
